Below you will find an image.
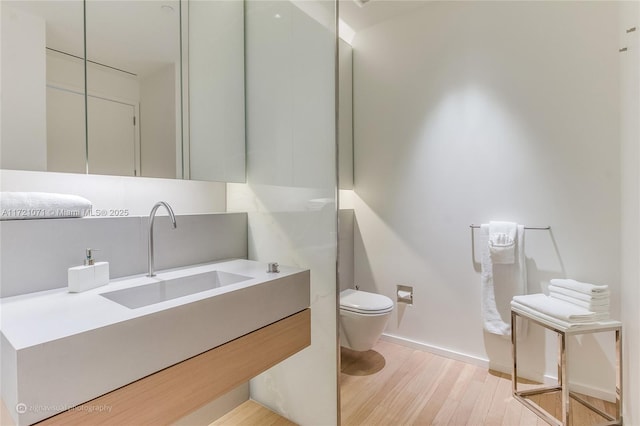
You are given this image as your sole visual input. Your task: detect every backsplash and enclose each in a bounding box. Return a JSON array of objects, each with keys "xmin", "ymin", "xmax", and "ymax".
[{"xmin": 0, "ymin": 213, "xmax": 247, "ymax": 298}]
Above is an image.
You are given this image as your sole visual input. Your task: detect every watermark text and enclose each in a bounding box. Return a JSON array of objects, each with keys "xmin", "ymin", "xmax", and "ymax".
[
  {"xmin": 1, "ymin": 208, "xmax": 130, "ymax": 218},
  {"xmin": 16, "ymin": 402, "xmax": 113, "ymax": 415}
]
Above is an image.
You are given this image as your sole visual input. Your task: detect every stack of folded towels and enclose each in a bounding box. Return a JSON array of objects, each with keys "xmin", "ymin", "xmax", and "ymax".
[
  {"xmin": 511, "ymin": 279, "xmax": 610, "ymax": 327},
  {"xmin": 548, "ymin": 279, "xmax": 610, "ymax": 319}
]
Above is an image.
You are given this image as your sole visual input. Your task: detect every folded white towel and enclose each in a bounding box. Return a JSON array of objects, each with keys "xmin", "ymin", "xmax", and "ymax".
[
  {"xmin": 511, "ymin": 301, "xmax": 602, "ymax": 330},
  {"xmin": 547, "ymin": 284, "xmax": 609, "ymax": 302},
  {"xmin": 489, "ymin": 221, "xmax": 517, "ymax": 264},
  {"xmin": 512, "ymin": 294, "xmax": 608, "ymax": 323},
  {"xmin": 549, "ymin": 290, "xmax": 609, "ymax": 307},
  {"xmin": 549, "ymin": 292, "xmax": 610, "ymax": 313},
  {"xmin": 0, "ymin": 192, "xmax": 92, "ymax": 220},
  {"xmin": 549, "ymin": 279, "xmax": 609, "ymax": 295}
]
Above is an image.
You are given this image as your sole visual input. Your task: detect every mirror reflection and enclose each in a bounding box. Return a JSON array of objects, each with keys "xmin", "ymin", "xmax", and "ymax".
[
  {"xmin": 1, "ymin": 0, "xmax": 181, "ymax": 178},
  {"xmin": 84, "ymin": 0, "xmax": 182, "ymax": 178},
  {"xmin": 1, "ymin": 0, "xmax": 246, "ymax": 183},
  {"xmin": 1, "ymin": 0, "xmax": 86, "ymax": 173}
]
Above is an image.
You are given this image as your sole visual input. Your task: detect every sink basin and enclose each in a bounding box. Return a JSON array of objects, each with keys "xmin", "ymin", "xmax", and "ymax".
[{"xmin": 100, "ymin": 270, "xmax": 252, "ymax": 309}]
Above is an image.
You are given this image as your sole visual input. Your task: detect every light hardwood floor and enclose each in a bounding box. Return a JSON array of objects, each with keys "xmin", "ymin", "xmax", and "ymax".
[
  {"xmin": 340, "ymin": 340, "xmax": 617, "ymax": 426},
  {"xmin": 210, "ymin": 401, "xmax": 295, "ymax": 426},
  {"xmin": 208, "ymin": 339, "xmax": 617, "ymax": 425}
]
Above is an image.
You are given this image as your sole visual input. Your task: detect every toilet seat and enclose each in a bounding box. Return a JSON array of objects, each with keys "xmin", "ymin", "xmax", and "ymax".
[{"xmin": 340, "ymin": 289, "xmax": 393, "ymax": 315}]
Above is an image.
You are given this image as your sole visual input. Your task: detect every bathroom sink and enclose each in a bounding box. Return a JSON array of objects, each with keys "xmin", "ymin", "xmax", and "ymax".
[
  {"xmin": 100, "ymin": 270, "xmax": 252, "ymax": 309},
  {"xmin": 1, "ymin": 259, "xmax": 310, "ymax": 425}
]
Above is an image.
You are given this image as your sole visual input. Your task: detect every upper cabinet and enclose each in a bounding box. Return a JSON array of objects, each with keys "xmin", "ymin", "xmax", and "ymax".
[{"xmin": 0, "ymin": 0, "xmax": 246, "ymax": 183}]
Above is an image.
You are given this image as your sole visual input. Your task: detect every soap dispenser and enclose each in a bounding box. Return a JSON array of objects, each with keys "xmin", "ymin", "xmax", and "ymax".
[{"xmin": 68, "ymin": 248, "xmax": 110, "ymax": 293}]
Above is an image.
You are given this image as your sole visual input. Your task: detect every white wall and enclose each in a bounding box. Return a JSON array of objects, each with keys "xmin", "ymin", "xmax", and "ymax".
[
  {"xmin": 140, "ymin": 64, "xmax": 177, "ymax": 179},
  {"xmin": 227, "ymin": 1, "xmax": 337, "ymax": 424},
  {"xmin": 338, "ymin": 39, "xmax": 353, "ymax": 190},
  {"xmin": 0, "ymin": 4, "xmax": 47, "ymax": 171},
  {"xmin": 619, "ymin": 1, "xmax": 640, "ymax": 424},
  {"xmin": 338, "ymin": 40, "xmax": 355, "ymax": 293},
  {"xmin": 339, "ymin": 209, "xmax": 355, "ymax": 292},
  {"xmin": 0, "ymin": 170, "xmax": 225, "ymax": 216},
  {"xmin": 353, "ymin": 1, "xmax": 620, "ymax": 397}
]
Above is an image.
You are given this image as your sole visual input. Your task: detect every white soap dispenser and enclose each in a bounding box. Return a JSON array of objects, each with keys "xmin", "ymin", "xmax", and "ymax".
[
  {"xmin": 68, "ymin": 248, "xmax": 110, "ymax": 293},
  {"xmin": 93, "ymin": 249, "xmax": 110, "ymax": 287}
]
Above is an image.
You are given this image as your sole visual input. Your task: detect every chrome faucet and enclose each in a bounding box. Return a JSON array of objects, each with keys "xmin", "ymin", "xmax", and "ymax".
[{"xmin": 147, "ymin": 201, "xmax": 177, "ymax": 277}]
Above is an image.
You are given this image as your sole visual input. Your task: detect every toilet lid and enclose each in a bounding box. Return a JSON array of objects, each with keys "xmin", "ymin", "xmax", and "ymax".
[{"xmin": 340, "ymin": 289, "xmax": 393, "ymax": 314}]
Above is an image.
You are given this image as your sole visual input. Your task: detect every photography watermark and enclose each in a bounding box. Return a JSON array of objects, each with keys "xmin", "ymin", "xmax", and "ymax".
[
  {"xmin": 15, "ymin": 402, "xmax": 112, "ymax": 415},
  {"xmin": 1, "ymin": 208, "xmax": 130, "ymax": 218},
  {"xmin": 87, "ymin": 208, "xmax": 130, "ymax": 217}
]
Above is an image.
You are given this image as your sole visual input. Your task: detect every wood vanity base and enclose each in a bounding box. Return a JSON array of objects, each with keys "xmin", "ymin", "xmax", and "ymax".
[{"xmin": 38, "ymin": 309, "xmax": 311, "ymax": 425}]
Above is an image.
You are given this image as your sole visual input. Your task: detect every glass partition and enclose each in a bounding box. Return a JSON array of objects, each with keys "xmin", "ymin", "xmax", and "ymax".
[{"xmin": 227, "ymin": 0, "xmax": 338, "ymax": 423}]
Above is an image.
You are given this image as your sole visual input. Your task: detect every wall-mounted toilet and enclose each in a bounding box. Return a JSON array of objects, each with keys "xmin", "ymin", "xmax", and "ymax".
[{"xmin": 339, "ymin": 289, "xmax": 394, "ymax": 351}]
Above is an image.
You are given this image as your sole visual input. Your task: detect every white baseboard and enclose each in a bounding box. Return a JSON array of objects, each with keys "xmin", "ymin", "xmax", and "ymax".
[
  {"xmin": 380, "ymin": 333, "xmax": 490, "ymax": 369},
  {"xmin": 380, "ymin": 333, "xmax": 616, "ymax": 403}
]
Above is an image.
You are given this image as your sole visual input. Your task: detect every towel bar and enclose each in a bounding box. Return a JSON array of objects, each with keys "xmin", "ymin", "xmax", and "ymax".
[{"xmin": 469, "ymin": 224, "xmax": 550, "ymax": 230}]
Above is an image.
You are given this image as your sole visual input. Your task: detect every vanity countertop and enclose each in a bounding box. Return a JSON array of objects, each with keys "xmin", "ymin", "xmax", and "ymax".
[
  {"xmin": 1, "ymin": 259, "xmax": 304, "ymax": 349},
  {"xmin": 1, "ymin": 259, "xmax": 310, "ymax": 426}
]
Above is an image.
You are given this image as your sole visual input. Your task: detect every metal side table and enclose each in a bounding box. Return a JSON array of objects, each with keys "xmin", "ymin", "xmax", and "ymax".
[{"xmin": 511, "ymin": 307, "xmax": 622, "ymax": 426}]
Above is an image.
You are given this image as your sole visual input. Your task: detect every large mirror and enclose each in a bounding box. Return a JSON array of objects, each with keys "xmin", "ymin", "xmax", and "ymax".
[{"xmin": 0, "ymin": 0, "xmax": 245, "ymax": 182}]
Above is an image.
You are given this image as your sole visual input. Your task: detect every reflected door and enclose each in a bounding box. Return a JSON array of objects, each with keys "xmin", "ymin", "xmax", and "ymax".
[
  {"xmin": 46, "ymin": 87, "xmax": 86, "ymax": 173},
  {"xmin": 87, "ymin": 96, "xmax": 137, "ymax": 176}
]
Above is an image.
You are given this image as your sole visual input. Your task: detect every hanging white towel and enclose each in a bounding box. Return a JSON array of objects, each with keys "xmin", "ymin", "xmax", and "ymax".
[
  {"xmin": 489, "ymin": 221, "xmax": 517, "ymax": 264},
  {"xmin": 481, "ymin": 223, "xmax": 527, "ymax": 337}
]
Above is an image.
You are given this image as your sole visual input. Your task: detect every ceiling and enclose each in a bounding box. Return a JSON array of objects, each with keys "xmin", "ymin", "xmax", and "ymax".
[{"xmin": 339, "ymin": 0, "xmax": 431, "ymax": 35}]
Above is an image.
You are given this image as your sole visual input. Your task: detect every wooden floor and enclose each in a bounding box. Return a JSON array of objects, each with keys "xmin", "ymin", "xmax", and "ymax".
[
  {"xmin": 209, "ymin": 340, "xmax": 617, "ymax": 425},
  {"xmin": 210, "ymin": 400, "xmax": 295, "ymax": 426},
  {"xmin": 340, "ymin": 340, "xmax": 617, "ymax": 426}
]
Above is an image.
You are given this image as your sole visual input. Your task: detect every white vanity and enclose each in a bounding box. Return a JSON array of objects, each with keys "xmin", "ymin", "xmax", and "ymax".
[{"xmin": 1, "ymin": 259, "xmax": 310, "ymax": 425}]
